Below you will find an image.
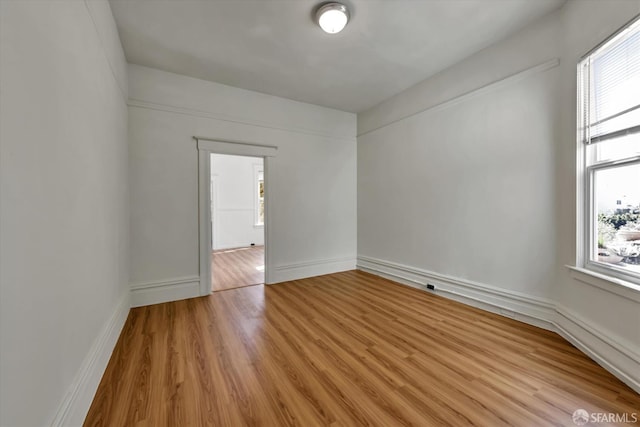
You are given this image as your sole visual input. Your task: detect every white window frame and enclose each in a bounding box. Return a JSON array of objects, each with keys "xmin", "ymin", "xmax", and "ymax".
[
  {"xmin": 577, "ymin": 16, "xmax": 640, "ymax": 288},
  {"xmin": 254, "ymin": 163, "xmax": 264, "ymax": 227},
  {"xmin": 580, "ymin": 158, "xmax": 640, "ymax": 283}
]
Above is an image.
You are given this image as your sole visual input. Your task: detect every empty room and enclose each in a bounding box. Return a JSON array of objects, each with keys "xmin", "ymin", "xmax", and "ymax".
[
  {"xmin": 210, "ymin": 153, "xmax": 266, "ymax": 292},
  {"xmin": 1, "ymin": 0, "xmax": 639, "ymax": 426}
]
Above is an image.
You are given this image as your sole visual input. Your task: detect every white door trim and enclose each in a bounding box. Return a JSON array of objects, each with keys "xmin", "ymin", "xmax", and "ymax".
[{"xmin": 195, "ymin": 137, "xmax": 277, "ymax": 296}]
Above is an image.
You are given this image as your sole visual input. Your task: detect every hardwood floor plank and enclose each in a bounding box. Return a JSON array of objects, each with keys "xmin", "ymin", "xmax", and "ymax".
[
  {"xmin": 85, "ymin": 270, "xmax": 640, "ymax": 426},
  {"xmin": 212, "ymin": 246, "xmax": 264, "ymax": 292},
  {"xmin": 264, "ymin": 289, "xmax": 385, "ymax": 426},
  {"xmin": 219, "ymin": 290, "xmax": 328, "ymax": 427}
]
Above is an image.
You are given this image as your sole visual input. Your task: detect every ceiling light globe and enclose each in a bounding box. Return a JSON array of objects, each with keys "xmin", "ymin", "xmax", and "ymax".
[{"xmin": 317, "ymin": 3, "xmax": 349, "ymax": 34}]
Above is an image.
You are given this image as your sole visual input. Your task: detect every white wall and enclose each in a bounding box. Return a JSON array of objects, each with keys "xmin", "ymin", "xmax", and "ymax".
[
  {"xmin": 128, "ymin": 64, "xmax": 357, "ymax": 303},
  {"xmin": 0, "ymin": 1, "xmax": 130, "ymax": 426},
  {"xmin": 358, "ymin": 0, "xmax": 640, "ymax": 392},
  {"xmin": 358, "ymin": 3, "xmax": 563, "ymax": 300},
  {"xmin": 211, "ymin": 154, "xmax": 264, "ymax": 250}
]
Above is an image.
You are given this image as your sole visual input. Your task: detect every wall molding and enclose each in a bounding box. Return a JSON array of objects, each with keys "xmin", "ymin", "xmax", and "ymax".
[
  {"xmin": 214, "ymin": 243, "xmax": 264, "ymax": 251},
  {"xmin": 270, "ymin": 256, "xmax": 356, "ymax": 284},
  {"xmin": 357, "ymin": 255, "xmax": 556, "ymax": 330},
  {"xmin": 358, "ymin": 58, "xmax": 560, "ymax": 137},
  {"xmin": 555, "ymin": 306, "xmax": 640, "ymax": 393},
  {"xmin": 130, "ymin": 276, "xmax": 201, "ymax": 307},
  {"xmin": 128, "ymin": 98, "xmax": 355, "ymax": 143},
  {"xmin": 50, "ymin": 292, "xmax": 130, "ymax": 426},
  {"xmin": 357, "ymin": 255, "xmax": 640, "ymax": 393},
  {"xmin": 556, "ymin": 304, "xmax": 640, "ymax": 364}
]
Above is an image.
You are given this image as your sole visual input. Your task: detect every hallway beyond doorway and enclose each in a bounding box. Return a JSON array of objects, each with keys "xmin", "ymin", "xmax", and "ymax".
[{"xmin": 211, "ymin": 245, "xmax": 264, "ymax": 291}]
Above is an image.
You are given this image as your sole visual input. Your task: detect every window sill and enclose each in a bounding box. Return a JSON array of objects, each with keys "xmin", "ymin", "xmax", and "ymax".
[
  {"xmin": 254, "ymin": 224, "xmax": 264, "ymax": 229},
  {"xmin": 566, "ymin": 265, "xmax": 640, "ymax": 303}
]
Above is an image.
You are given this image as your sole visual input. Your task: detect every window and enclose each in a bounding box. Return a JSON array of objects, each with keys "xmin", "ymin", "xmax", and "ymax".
[
  {"xmin": 578, "ymin": 16, "xmax": 640, "ymax": 284},
  {"xmin": 254, "ymin": 165, "xmax": 264, "ymax": 226}
]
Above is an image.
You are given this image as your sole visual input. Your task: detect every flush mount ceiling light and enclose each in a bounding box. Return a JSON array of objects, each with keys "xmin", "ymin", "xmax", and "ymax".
[{"xmin": 316, "ymin": 2, "xmax": 350, "ymax": 34}]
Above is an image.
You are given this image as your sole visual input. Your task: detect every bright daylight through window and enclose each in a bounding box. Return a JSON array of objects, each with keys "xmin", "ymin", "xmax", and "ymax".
[
  {"xmin": 256, "ymin": 169, "xmax": 264, "ymax": 226},
  {"xmin": 578, "ymin": 15, "xmax": 640, "ymax": 283}
]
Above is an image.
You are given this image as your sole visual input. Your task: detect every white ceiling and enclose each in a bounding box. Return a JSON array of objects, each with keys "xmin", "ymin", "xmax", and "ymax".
[{"xmin": 109, "ymin": 0, "xmax": 565, "ymax": 113}]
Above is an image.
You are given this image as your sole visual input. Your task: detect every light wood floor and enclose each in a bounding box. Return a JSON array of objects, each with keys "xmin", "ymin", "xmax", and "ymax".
[
  {"xmin": 212, "ymin": 245, "xmax": 264, "ymax": 292},
  {"xmin": 85, "ymin": 270, "xmax": 640, "ymax": 426}
]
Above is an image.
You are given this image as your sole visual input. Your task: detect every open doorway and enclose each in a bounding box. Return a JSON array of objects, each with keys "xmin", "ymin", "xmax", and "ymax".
[{"xmin": 210, "ymin": 153, "xmax": 265, "ymax": 291}]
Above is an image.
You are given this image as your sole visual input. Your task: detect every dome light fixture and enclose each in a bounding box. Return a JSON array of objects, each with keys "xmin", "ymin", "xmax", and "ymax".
[{"xmin": 316, "ymin": 2, "xmax": 350, "ymax": 34}]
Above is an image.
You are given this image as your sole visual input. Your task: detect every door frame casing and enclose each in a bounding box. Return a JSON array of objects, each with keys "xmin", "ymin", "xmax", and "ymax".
[{"xmin": 196, "ymin": 137, "xmax": 277, "ymax": 296}]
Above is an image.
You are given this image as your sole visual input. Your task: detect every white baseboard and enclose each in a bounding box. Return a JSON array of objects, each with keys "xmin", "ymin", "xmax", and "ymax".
[
  {"xmin": 213, "ymin": 243, "xmax": 265, "ymax": 251},
  {"xmin": 50, "ymin": 292, "xmax": 130, "ymax": 426},
  {"xmin": 357, "ymin": 255, "xmax": 640, "ymax": 394},
  {"xmin": 357, "ymin": 255, "xmax": 556, "ymax": 331},
  {"xmin": 269, "ymin": 256, "xmax": 356, "ymax": 284},
  {"xmin": 130, "ymin": 275, "xmax": 201, "ymax": 307},
  {"xmin": 555, "ymin": 305, "xmax": 640, "ymax": 393}
]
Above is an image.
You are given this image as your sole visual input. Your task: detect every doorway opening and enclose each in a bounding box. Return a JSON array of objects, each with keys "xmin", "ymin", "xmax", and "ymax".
[
  {"xmin": 196, "ymin": 136, "xmax": 276, "ymax": 296},
  {"xmin": 210, "ymin": 153, "xmax": 264, "ymax": 292}
]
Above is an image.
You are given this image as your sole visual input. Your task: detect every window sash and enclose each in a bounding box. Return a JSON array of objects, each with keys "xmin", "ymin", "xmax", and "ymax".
[
  {"xmin": 585, "ymin": 158, "xmax": 640, "ymax": 282},
  {"xmin": 581, "ymin": 16, "xmax": 640, "ymax": 146},
  {"xmin": 256, "ymin": 172, "xmax": 264, "ymax": 226}
]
